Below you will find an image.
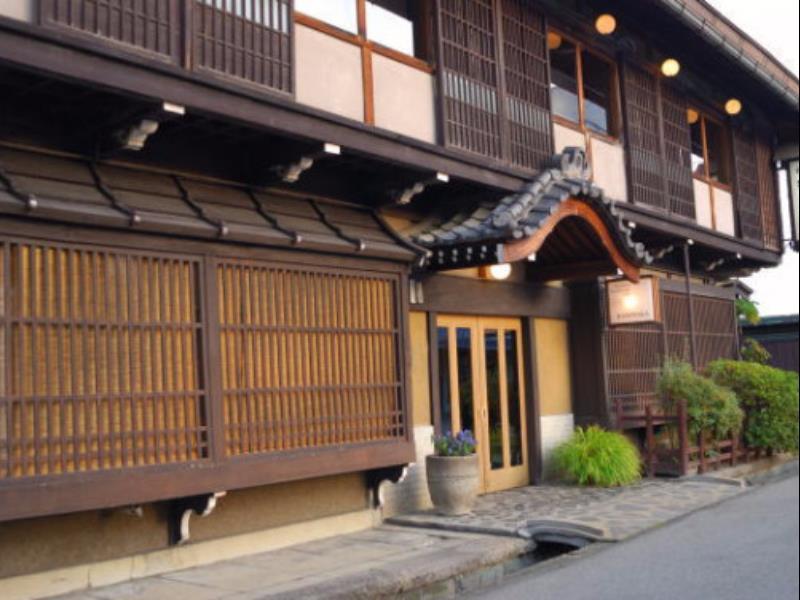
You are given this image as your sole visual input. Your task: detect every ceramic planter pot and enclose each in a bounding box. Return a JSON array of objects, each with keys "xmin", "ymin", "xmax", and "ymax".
[{"xmin": 426, "ymin": 454, "xmax": 479, "ymax": 516}]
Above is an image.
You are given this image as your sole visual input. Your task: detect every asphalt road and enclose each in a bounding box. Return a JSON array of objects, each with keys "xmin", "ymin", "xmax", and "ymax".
[{"xmin": 474, "ymin": 476, "xmax": 800, "ymax": 600}]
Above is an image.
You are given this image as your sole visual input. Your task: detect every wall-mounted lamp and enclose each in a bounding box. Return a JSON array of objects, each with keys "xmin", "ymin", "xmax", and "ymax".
[
  {"xmin": 482, "ymin": 263, "xmax": 512, "ymax": 281},
  {"xmin": 595, "ymin": 14, "xmax": 617, "ymax": 35},
  {"xmin": 547, "ymin": 32, "xmax": 563, "ymax": 50},
  {"xmin": 725, "ymin": 98, "xmax": 743, "ymax": 116},
  {"xmin": 687, "ymin": 108, "xmax": 700, "ymax": 125},
  {"xmin": 661, "ymin": 58, "xmax": 681, "ymax": 77}
]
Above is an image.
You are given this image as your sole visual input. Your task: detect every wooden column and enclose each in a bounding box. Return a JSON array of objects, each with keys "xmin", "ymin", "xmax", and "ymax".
[
  {"xmin": 683, "ymin": 243, "xmax": 699, "ymax": 369},
  {"xmin": 522, "ymin": 317, "xmax": 543, "ymax": 484}
]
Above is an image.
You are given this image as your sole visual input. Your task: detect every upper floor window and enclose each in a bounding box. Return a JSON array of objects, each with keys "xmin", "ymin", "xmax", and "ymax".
[
  {"xmin": 688, "ymin": 109, "xmax": 732, "ymax": 185},
  {"xmin": 295, "ymin": 0, "xmax": 427, "ymax": 58},
  {"xmin": 548, "ymin": 31, "xmax": 619, "ymax": 137}
]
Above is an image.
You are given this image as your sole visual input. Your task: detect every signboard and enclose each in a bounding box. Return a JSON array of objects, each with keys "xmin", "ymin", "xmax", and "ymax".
[
  {"xmin": 788, "ymin": 159, "xmax": 799, "ymax": 251},
  {"xmin": 607, "ymin": 277, "xmax": 661, "ymax": 325}
]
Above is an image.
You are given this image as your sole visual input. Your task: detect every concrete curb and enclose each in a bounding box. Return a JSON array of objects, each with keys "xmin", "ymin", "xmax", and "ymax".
[{"xmin": 689, "ymin": 455, "xmax": 798, "ymax": 487}]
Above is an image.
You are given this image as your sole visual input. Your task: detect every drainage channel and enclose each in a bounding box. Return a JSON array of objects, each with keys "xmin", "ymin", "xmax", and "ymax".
[{"xmin": 412, "ymin": 537, "xmax": 591, "ymax": 599}]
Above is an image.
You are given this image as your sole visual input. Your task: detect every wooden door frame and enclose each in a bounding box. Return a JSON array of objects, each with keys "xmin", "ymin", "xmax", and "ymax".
[{"xmin": 434, "ymin": 314, "xmax": 530, "ymax": 493}]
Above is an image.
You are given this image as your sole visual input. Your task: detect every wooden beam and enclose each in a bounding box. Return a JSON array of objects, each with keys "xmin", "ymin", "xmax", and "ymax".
[{"xmin": 503, "ymin": 199, "xmax": 642, "ymax": 282}]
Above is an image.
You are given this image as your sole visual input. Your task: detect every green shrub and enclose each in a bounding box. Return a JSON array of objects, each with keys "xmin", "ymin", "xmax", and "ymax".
[
  {"xmin": 735, "ymin": 298, "xmax": 761, "ymax": 326},
  {"xmin": 707, "ymin": 360, "xmax": 799, "ymax": 453},
  {"xmin": 657, "ymin": 359, "xmax": 744, "ymax": 440},
  {"xmin": 552, "ymin": 426, "xmax": 641, "ymax": 487},
  {"xmin": 741, "ymin": 338, "xmax": 772, "ymax": 365}
]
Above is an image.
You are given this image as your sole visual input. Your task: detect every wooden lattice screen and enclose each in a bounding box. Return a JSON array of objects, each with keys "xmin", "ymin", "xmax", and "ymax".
[
  {"xmin": 693, "ymin": 296, "xmax": 737, "ymax": 370},
  {"xmin": 621, "ymin": 64, "xmax": 668, "ymax": 211},
  {"xmin": 500, "ymin": 0, "xmax": 552, "ymax": 170},
  {"xmin": 732, "ymin": 126, "xmax": 764, "ymax": 244},
  {"xmin": 40, "ymin": 0, "xmax": 182, "ymax": 62},
  {"xmin": 438, "ymin": 0, "xmax": 504, "ymax": 160},
  {"xmin": 194, "ymin": 0, "xmax": 293, "ymax": 93},
  {"xmin": 756, "ymin": 135, "xmax": 781, "ymax": 251},
  {"xmin": 216, "ymin": 260, "xmax": 404, "ymax": 457},
  {"xmin": 0, "ymin": 240, "xmax": 208, "ymax": 480},
  {"xmin": 660, "ymin": 83, "xmax": 695, "ymax": 219},
  {"xmin": 604, "ymin": 285, "xmax": 736, "ymax": 421}
]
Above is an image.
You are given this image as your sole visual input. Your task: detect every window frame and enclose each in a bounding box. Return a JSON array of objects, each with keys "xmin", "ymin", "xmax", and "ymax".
[
  {"xmin": 688, "ymin": 108, "xmax": 734, "ymax": 232},
  {"xmin": 0, "ymin": 220, "xmax": 414, "ymax": 523},
  {"xmin": 294, "ymin": 0, "xmax": 433, "ymax": 125},
  {"xmin": 547, "ymin": 28, "xmax": 622, "ymax": 143}
]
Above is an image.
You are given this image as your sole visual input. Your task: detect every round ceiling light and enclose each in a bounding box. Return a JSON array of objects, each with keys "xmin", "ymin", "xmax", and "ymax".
[
  {"xmin": 661, "ymin": 58, "xmax": 681, "ymax": 77},
  {"xmin": 547, "ymin": 32, "xmax": 563, "ymax": 50},
  {"xmin": 487, "ymin": 263, "xmax": 512, "ymax": 281},
  {"xmin": 725, "ymin": 98, "xmax": 743, "ymax": 116},
  {"xmin": 595, "ymin": 14, "xmax": 617, "ymax": 35}
]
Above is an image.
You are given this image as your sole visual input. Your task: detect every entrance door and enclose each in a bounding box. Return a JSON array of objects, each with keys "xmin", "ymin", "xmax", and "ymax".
[{"xmin": 436, "ymin": 316, "xmax": 529, "ymax": 493}]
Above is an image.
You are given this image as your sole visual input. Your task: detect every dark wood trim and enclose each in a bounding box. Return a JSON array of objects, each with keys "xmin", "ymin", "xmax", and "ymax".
[
  {"xmin": 658, "ymin": 277, "xmax": 737, "ymax": 301},
  {"xmin": 616, "ymin": 203, "xmax": 782, "ymax": 264},
  {"xmin": 522, "ymin": 317, "xmax": 543, "ymax": 484},
  {"xmin": 427, "ymin": 311, "xmax": 442, "ymax": 434},
  {"xmin": 0, "ymin": 440, "xmax": 415, "ymax": 522},
  {"xmin": 683, "ymin": 243, "xmax": 699, "ymax": 368},
  {"xmin": 416, "ymin": 275, "xmax": 571, "ymax": 320},
  {"xmin": 0, "ymin": 19, "xmax": 528, "ymax": 193}
]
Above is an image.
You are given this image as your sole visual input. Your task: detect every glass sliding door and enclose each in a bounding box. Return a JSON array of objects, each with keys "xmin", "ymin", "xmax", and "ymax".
[{"xmin": 436, "ymin": 316, "xmax": 529, "ymax": 493}]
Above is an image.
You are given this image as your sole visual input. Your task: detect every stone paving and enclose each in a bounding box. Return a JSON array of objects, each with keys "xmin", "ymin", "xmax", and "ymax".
[
  {"xmin": 48, "ymin": 477, "xmax": 748, "ymax": 600},
  {"xmin": 389, "ymin": 477, "xmax": 746, "ymax": 542}
]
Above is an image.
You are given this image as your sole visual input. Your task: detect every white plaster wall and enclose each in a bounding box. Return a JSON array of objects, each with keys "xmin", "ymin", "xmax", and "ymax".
[
  {"xmin": 0, "ymin": 0, "xmax": 34, "ymax": 21},
  {"xmin": 590, "ymin": 137, "xmax": 628, "ymax": 202},
  {"xmin": 713, "ymin": 188, "xmax": 736, "ymax": 236},
  {"xmin": 540, "ymin": 413, "xmax": 575, "ymax": 479},
  {"xmin": 380, "ymin": 425, "xmax": 434, "ymax": 517},
  {"xmin": 372, "ymin": 54, "xmax": 436, "ymax": 144},
  {"xmin": 295, "ymin": 24, "xmax": 364, "ymax": 122},
  {"xmin": 694, "ymin": 179, "xmax": 713, "ymax": 229},
  {"xmin": 553, "ymin": 123, "xmax": 586, "ymax": 153}
]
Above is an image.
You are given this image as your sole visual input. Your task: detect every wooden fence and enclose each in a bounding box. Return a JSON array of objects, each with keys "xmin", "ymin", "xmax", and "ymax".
[{"xmin": 616, "ymin": 399, "xmax": 763, "ymax": 477}]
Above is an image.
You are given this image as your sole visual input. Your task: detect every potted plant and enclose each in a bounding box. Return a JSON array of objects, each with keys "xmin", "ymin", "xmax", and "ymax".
[{"xmin": 426, "ymin": 430, "xmax": 479, "ymax": 516}]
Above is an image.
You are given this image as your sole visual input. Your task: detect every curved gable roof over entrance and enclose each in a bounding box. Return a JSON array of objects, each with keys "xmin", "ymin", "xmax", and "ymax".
[{"xmin": 414, "ymin": 149, "xmax": 653, "ymax": 282}]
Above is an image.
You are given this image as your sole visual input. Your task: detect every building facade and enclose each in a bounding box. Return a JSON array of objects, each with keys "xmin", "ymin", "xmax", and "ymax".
[{"xmin": 0, "ymin": 0, "xmax": 797, "ymax": 595}]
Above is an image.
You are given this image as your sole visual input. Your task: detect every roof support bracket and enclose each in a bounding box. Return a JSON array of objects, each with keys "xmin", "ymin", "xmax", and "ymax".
[
  {"xmin": 246, "ymin": 188, "xmax": 303, "ymax": 245},
  {"xmin": 173, "ymin": 176, "xmax": 230, "ymax": 238},
  {"xmin": 0, "ymin": 161, "xmax": 38, "ymax": 211},
  {"xmin": 88, "ymin": 161, "xmax": 141, "ymax": 226},
  {"xmin": 310, "ymin": 199, "xmax": 366, "ymax": 252}
]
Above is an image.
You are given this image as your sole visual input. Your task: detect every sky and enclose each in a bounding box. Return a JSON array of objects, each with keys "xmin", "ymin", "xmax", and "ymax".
[{"xmin": 705, "ymin": 0, "xmax": 799, "ymax": 316}]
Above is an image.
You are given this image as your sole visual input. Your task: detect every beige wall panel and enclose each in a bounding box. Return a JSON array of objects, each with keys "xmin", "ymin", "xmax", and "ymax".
[
  {"xmin": 0, "ymin": 474, "xmax": 366, "ymax": 579},
  {"xmin": 0, "ymin": 1, "xmax": 34, "ymax": 21},
  {"xmin": 535, "ymin": 319, "xmax": 573, "ymax": 417},
  {"xmin": 590, "ymin": 137, "xmax": 628, "ymax": 202},
  {"xmin": 295, "ymin": 25, "xmax": 364, "ymax": 122},
  {"xmin": 694, "ymin": 179, "xmax": 713, "ymax": 229},
  {"xmin": 409, "ymin": 311, "xmax": 431, "ymax": 426},
  {"xmin": 713, "ymin": 188, "xmax": 736, "ymax": 236},
  {"xmin": 553, "ymin": 123, "xmax": 586, "ymax": 153},
  {"xmin": 372, "ymin": 55, "xmax": 437, "ymax": 143}
]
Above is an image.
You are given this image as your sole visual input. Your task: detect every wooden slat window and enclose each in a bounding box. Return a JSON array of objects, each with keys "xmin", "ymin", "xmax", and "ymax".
[
  {"xmin": 194, "ymin": 0, "xmax": 293, "ymax": 93},
  {"xmin": 621, "ymin": 64, "xmax": 667, "ymax": 211},
  {"xmin": 604, "ymin": 286, "xmax": 736, "ymax": 419},
  {"xmin": 693, "ymin": 296, "xmax": 737, "ymax": 370},
  {"xmin": 661, "ymin": 84, "xmax": 695, "ymax": 219},
  {"xmin": 732, "ymin": 127, "xmax": 763, "ymax": 244},
  {"xmin": 217, "ymin": 260, "xmax": 404, "ymax": 456},
  {"xmin": 40, "ymin": 0, "xmax": 181, "ymax": 62},
  {"xmin": 438, "ymin": 0, "xmax": 503, "ymax": 159},
  {"xmin": 500, "ymin": 0, "xmax": 552, "ymax": 170},
  {"xmin": 0, "ymin": 239, "xmax": 207, "ymax": 479},
  {"xmin": 756, "ymin": 136, "xmax": 781, "ymax": 251}
]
